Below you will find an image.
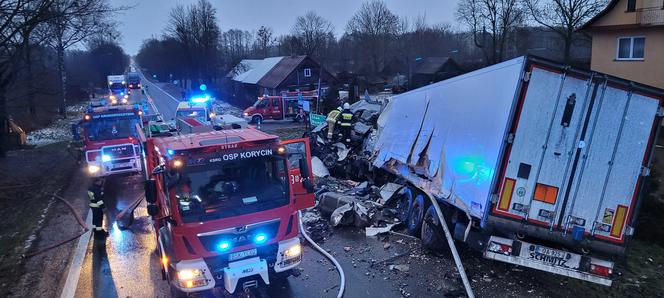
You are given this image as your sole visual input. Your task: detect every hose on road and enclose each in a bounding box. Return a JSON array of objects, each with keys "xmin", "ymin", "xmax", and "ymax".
[
  {"xmin": 298, "ymin": 210, "xmax": 345, "ymax": 298},
  {"xmin": 22, "ymin": 193, "xmax": 89, "ymax": 258},
  {"xmin": 115, "ymin": 195, "xmax": 144, "ymax": 229}
]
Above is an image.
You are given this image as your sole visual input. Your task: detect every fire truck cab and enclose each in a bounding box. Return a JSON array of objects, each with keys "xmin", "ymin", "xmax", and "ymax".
[
  {"xmin": 143, "ymin": 128, "xmax": 315, "ymax": 295},
  {"xmin": 75, "ymin": 105, "xmax": 144, "ymax": 177}
]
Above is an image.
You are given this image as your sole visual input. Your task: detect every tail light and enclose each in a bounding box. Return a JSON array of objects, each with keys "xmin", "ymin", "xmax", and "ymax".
[
  {"xmin": 590, "ymin": 264, "xmax": 613, "ymax": 277},
  {"xmin": 487, "ymin": 241, "xmax": 513, "ymax": 256}
]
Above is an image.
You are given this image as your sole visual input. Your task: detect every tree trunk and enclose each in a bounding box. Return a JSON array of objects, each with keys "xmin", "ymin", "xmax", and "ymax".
[
  {"xmin": 0, "ymin": 86, "xmax": 7, "ymax": 158},
  {"xmin": 24, "ymin": 42, "xmax": 36, "ymax": 116},
  {"xmin": 563, "ymin": 30, "xmax": 573, "ymax": 64},
  {"xmin": 57, "ymin": 42, "xmax": 67, "ymax": 119}
]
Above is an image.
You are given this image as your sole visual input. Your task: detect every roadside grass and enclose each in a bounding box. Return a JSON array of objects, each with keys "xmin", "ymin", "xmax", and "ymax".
[{"xmin": 0, "ymin": 142, "xmax": 78, "ymax": 297}]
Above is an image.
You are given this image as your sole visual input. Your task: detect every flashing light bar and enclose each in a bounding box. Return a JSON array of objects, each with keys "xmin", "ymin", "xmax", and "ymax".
[{"xmin": 190, "ymin": 95, "xmax": 211, "ymax": 103}]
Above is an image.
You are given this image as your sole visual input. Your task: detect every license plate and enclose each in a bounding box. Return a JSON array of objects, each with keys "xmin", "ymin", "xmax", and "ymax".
[
  {"xmin": 528, "ymin": 245, "xmax": 580, "ymax": 269},
  {"xmin": 229, "ymin": 248, "xmax": 257, "ymax": 262}
]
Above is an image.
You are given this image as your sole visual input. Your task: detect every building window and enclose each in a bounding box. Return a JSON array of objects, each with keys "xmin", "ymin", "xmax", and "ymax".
[
  {"xmin": 303, "ymin": 68, "xmax": 312, "ymax": 77},
  {"xmin": 627, "ymin": 0, "xmax": 636, "ymax": 12},
  {"xmin": 617, "ymin": 37, "xmax": 645, "ymax": 60}
]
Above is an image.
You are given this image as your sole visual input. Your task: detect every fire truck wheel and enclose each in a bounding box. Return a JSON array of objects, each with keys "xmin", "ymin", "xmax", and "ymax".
[
  {"xmin": 421, "ymin": 205, "xmax": 444, "ymax": 251},
  {"xmin": 169, "ymin": 285, "xmax": 185, "ymax": 298},
  {"xmin": 251, "ymin": 115, "xmax": 262, "ymax": 124},
  {"xmin": 272, "ymin": 269, "xmax": 293, "ymax": 282},
  {"xmin": 407, "ymin": 193, "xmax": 427, "ymax": 236},
  {"xmin": 396, "ymin": 187, "xmax": 413, "ymax": 224}
]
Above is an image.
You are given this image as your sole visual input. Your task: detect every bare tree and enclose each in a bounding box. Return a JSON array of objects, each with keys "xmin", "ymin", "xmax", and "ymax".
[
  {"xmin": 291, "ymin": 11, "xmax": 334, "ymax": 57},
  {"xmin": 38, "ymin": 0, "xmax": 122, "ymax": 118},
  {"xmin": 346, "ymin": 0, "xmax": 399, "ymax": 73},
  {"xmin": 0, "ymin": 0, "xmax": 54, "ymax": 157},
  {"xmin": 166, "ymin": 0, "xmax": 220, "ymax": 88},
  {"xmin": 525, "ymin": 0, "xmax": 607, "ymax": 63},
  {"xmin": 456, "ymin": 0, "xmax": 525, "ymax": 65},
  {"xmin": 255, "ymin": 25, "xmax": 274, "ymax": 58}
]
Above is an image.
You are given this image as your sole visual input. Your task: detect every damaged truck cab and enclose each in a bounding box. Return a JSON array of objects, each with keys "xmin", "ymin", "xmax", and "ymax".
[{"xmin": 143, "ymin": 128, "xmax": 315, "ymax": 295}]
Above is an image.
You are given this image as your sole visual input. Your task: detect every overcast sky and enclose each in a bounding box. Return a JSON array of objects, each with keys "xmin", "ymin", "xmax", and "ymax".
[{"xmin": 113, "ymin": 0, "xmax": 458, "ymax": 55}]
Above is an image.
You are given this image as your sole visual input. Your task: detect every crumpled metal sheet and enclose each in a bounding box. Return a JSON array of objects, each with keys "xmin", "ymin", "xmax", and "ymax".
[{"xmin": 311, "ymin": 156, "xmax": 330, "ymax": 178}]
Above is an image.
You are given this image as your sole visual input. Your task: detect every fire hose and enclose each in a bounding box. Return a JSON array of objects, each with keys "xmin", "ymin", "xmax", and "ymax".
[
  {"xmin": 298, "ymin": 210, "xmax": 346, "ymax": 298},
  {"xmin": 22, "ymin": 193, "xmax": 89, "ymax": 258}
]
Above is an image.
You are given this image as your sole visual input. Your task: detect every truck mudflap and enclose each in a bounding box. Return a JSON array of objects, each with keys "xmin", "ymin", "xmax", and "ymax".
[{"xmin": 483, "ymin": 236, "xmax": 613, "ymax": 286}]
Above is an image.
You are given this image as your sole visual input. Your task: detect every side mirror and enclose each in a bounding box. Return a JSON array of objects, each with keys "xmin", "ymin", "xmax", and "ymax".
[
  {"xmin": 145, "ymin": 179, "xmax": 157, "ymax": 203},
  {"xmin": 71, "ymin": 123, "xmax": 80, "ymax": 141},
  {"xmin": 298, "ymin": 157, "xmax": 314, "ymax": 193},
  {"xmin": 299, "ymin": 157, "xmax": 310, "ymax": 179},
  {"xmin": 147, "ymin": 204, "xmax": 158, "ymax": 216},
  {"xmin": 152, "ymin": 164, "xmax": 165, "ymax": 176}
]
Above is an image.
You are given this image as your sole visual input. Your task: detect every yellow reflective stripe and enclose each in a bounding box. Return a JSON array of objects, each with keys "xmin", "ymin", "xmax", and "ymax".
[
  {"xmin": 89, "ymin": 200, "xmax": 104, "ymax": 208},
  {"xmin": 342, "ymin": 114, "xmax": 352, "ymax": 119},
  {"xmin": 87, "ymin": 191, "xmax": 94, "ymax": 200},
  {"xmin": 610, "ymin": 205, "xmax": 628, "ymax": 237},
  {"xmin": 340, "ymin": 123, "xmax": 352, "ymax": 126},
  {"xmin": 498, "ymin": 178, "xmax": 515, "ymax": 211},
  {"xmin": 89, "ymin": 203, "xmax": 100, "ymax": 208}
]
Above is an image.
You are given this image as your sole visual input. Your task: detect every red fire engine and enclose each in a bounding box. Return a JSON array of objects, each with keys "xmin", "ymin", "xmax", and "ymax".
[
  {"xmin": 243, "ymin": 90, "xmax": 318, "ymax": 123},
  {"xmin": 74, "ymin": 105, "xmax": 144, "ymax": 177},
  {"xmin": 143, "ymin": 127, "xmax": 315, "ymax": 295}
]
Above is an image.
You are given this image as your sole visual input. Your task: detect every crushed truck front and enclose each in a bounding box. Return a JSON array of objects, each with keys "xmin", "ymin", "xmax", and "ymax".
[{"xmin": 144, "ymin": 129, "xmax": 315, "ymax": 295}]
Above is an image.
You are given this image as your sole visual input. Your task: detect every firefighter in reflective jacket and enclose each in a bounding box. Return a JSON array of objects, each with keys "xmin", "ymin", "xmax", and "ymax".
[
  {"xmin": 339, "ymin": 103, "xmax": 353, "ymax": 143},
  {"xmin": 88, "ymin": 178, "xmax": 108, "ymax": 238},
  {"xmin": 326, "ymin": 106, "xmax": 342, "ymax": 140}
]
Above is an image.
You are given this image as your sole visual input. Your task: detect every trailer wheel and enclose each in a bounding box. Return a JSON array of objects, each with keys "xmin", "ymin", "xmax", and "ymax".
[
  {"xmin": 407, "ymin": 193, "xmax": 426, "ymax": 235},
  {"xmin": 421, "ymin": 205, "xmax": 445, "ymax": 251},
  {"xmin": 395, "ymin": 187, "xmax": 413, "ymax": 224}
]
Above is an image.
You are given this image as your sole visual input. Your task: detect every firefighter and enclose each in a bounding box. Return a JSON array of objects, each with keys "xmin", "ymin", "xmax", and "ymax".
[
  {"xmin": 88, "ymin": 177, "xmax": 108, "ymax": 239},
  {"xmin": 326, "ymin": 106, "xmax": 343, "ymax": 140},
  {"xmin": 339, "ymin": 103, "xmax": 353, "ymax": 143}
]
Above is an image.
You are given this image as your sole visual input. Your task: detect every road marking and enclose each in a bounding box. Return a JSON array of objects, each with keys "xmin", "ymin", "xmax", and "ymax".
[
  {"xmin": 60, "ymin": 210, "xmax": 92, "ymax": 298},
  {"xmin": 139, "ymin": 71, "xmax": 180, "ymax": 104}
]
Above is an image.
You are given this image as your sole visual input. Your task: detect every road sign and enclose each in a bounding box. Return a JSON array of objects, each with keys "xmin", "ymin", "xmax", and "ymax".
[{"xmin": 309, "ymin": 113, "xmax": 326, "ymax": 127}]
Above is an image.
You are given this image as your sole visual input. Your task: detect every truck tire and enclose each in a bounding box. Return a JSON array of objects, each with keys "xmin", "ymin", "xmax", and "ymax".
[
  {"xmin": 421, "ymin": 205, "xmax": 445, "ymax": 251},
  {"xmin": 396, "ymin": 187, "xmax": 413, "ymax": 224},
  {"xmin": 170, "ymin": 285, "xmax": 185, "ymax": 298},
  {"xmin": 407, "ymin": 193, "xmax": 426, "ymax": 235},
  {"xmin": 251, "ymin": 115, "xmax": 262, "ymax": 124}
]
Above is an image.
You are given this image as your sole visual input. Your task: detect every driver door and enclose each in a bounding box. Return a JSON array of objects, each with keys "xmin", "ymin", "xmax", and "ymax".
[{"xmin": 281, "ymin": 138, "xmax": 315, "ymax": 210}]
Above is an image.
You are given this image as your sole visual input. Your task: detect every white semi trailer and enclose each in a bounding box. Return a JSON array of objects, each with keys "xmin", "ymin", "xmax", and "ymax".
[{"xmin": 372, "ymin": 56, "xmax": 663, "ymax": 286}]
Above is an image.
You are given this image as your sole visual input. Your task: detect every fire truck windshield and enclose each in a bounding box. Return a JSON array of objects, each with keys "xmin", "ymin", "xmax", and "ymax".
[
  {"xmin": 110, "ymin": 83, "xmax": 124, "ymax": 90},
  {"xmin": 84, "ymin": 116, "xmax": 139, "ymax": 141},
  {"xmin": 168, "ymin": 156, "xmax": 289, "ymax": 223}
]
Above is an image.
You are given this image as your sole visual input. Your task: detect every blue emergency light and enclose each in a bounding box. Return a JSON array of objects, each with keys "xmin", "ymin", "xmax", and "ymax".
[
  {"xmin": 190, "ymin": 94, "xmax": 210, "ymax": 103},
  {"xmin": 254, "ymin": 233, "xmax": 267, "ymax": 244},
  {"xmin": 218, "ymin": 241, "xmax": 231, "ymax": 251},
  {"xmin": 199, "ymin": 84, "xmax": 207, "ymax": 91},
  {"xmin": 167, "ymin": 149, "xmax": 175, "ymax": 155}
]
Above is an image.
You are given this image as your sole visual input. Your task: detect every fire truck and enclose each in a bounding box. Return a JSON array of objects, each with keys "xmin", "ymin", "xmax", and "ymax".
[
  {"xmin": 143, "ymin": 127, "xmax": 315, "ymax": 295},
  {"xmin": 243, "ymin": 90, "xmax": 318, "ymax": 123},
  {"xmin": 75, "ymin": 105, "xmax": 144, "ymax": 177}
]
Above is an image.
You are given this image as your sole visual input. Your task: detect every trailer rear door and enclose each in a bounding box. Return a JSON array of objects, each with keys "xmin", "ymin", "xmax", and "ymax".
[{"xmin": 493, "ymin": 65, "xmax": 660, "ymax": 243}]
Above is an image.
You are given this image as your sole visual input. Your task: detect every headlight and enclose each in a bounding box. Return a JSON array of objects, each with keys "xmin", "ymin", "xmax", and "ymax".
[
  {"xmin": 178, "ymin": 269, "xmax": 202, "ymax": 280},
  {"xmin": 209, "ymin": 112, "xmax": 215, "ymax": 118},
  {"xmin": 88, "ymin": 165, "xmax": 100, "ymax": 174},
  {"xmin": 101, "ymin": 155, "xmax": 111, "ymax": 162},
  {"xmin": 243, "ymin": 112, "xmax": 249, "ymax": 117},
  {"xmin": 284, "ymin": 243, "xmax": 301, "ymax": 258},
  {"xmin": 122, "ymin": 98, "xmax": 128, "ymax": 103},
  {"xmin": 124, "ymin": 94, "xmax": 129, "ymax": 99},
  {"xmin": 177, "ymin": 269, "xmax": 208, "ymax": 288},
  {"xmin": 111, "ymin": 99, "xmax": 117, "ymax": 104}
]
